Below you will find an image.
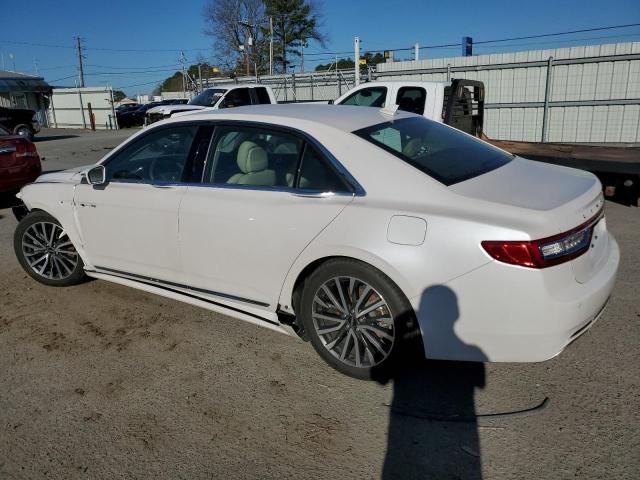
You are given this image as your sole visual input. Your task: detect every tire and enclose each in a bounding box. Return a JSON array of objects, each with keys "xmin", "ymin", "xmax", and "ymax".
[
  {"xmin": 14, "ymin": 124, "xmax": 33, "ymax": 141},
  {"xmin": 14, "ymin": 211, "xmax": 85, "ymax": 287},
  {"xmin": 299, "ymin": 258, "xmax": 420, "ymax": 380}
]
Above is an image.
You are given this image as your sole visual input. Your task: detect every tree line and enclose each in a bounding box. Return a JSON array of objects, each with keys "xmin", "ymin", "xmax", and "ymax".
[{"xmin": 152, "ymin": 0, "xmax": 388, "ymax": 94}]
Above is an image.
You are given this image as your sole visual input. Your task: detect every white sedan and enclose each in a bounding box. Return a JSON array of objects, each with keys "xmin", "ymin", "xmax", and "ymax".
[{"xmin": 13, "ymin": 105, "xmax": 619, "ymax": 379}]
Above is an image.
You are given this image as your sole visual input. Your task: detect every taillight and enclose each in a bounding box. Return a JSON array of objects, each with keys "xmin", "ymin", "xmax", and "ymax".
[
  {"xmin": 16, "ymin": 141, "xmax": 39, "ymax": 158},
  {"xmin": 482, "ymin": 210, "xmax": 602, "ymax": 269}
]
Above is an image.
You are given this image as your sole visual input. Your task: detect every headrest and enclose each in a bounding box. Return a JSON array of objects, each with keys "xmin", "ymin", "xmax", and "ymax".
[{"xmin": 237, "ymin": 141, "xmax": 268, "ymax": 173}]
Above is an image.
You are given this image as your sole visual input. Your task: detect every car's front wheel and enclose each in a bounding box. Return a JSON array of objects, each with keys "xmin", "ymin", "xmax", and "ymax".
[
  {"xmin": 14, "ymin": 211, "xmax": 85, "ymax": 286},
  {"xmin": 299, "ymin": 259, "xmax": 419, "ymax": 380}
]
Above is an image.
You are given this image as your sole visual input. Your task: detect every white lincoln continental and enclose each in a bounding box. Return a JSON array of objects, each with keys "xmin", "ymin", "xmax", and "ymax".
[{"xmin": 14, "ymin": 105, "xmax": 619, "ymax": 378}]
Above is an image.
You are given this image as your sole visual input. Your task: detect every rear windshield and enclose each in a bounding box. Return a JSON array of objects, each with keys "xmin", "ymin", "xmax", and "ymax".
[{"xmin": 354, "ymin": 117, "xmax": 513, "ymax": 186}]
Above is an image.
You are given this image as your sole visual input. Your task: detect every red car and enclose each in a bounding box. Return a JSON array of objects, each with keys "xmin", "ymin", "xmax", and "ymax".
[{"xmin": 0, "ymin": 124, "xmax": 41, "ymax": 194}]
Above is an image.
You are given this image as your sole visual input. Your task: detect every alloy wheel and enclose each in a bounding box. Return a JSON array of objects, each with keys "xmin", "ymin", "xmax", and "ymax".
[
  {"xmin": 21, "ymin": 222, "xmax": 79, "ymax": 280},
  {"xmin": 311, "ymin": 276, "xmax": 395, "ymax": 368}
]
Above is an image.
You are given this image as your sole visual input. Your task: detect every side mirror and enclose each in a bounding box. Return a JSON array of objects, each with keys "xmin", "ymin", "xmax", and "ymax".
[{"xmin": 87, "ymin": 165, "xmax": 106, "ymax": 185}]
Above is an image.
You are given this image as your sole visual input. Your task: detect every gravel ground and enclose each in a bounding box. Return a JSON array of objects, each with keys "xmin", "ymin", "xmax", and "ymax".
[{"xmin": 0, "ymin": 129, "xmax": 638, "ymax": 479}]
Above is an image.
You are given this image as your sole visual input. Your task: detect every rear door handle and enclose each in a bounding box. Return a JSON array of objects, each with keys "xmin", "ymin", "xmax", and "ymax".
[
  {"xmin": 290, "ymin": 191, "xmax": 335, "ymax": 198},
  {"xmin": 151, "ymin": 184, "xmax": 176, "ymax": 189}
]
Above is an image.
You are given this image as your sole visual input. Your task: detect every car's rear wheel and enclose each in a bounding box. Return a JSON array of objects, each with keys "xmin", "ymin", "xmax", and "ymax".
[
  {"xmin": 14, "ymin": 124, "xmax": 33, "ymax": 141},
  {"xmin": 14, "ymin": 211, "xmax": 85, "ymax": 286},
  {"xmin": 299, "ymin": 258, "xmax": 418, "ymax": 380}
]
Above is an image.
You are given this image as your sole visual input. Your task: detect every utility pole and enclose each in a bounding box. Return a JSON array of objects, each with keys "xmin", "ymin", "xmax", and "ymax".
[
  {"xmin": 414, "ymin": 43, "xmax": 419, "ymax": 61},
  {"xmin": 269, "ymin": 16, "xmax": 274, "ymax": 76},
  {"xmin": 75, "ymin": 36, "xmax": 85, "ymax": 87},
  {"xmin": 180, "ymin": 51, "xmax": 187, "ymax": 97},
  {"xmin": 354, "ymin": 36, "xmax": 360, "ymax": 86},
  {"xmin": 198, "ymin": 63, "xmax": 203, "ymax": 92},
  {"xmin": 300, "ymin": 40, "xmax": 307, "ymax": 74},
  {"xmin": 33, "ymin": 58, "xmax": 39, "ymax": 75}
]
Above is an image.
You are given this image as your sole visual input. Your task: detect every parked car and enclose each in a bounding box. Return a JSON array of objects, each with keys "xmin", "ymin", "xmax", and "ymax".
[
  {"xmin": 116, "ymin": 101, "xmax": 170, "ymax": 128},
  {"xmin": 116, "ymin": 103, "xmax": 140, "ymax": 113},
  {"xmin": 0, "ymin": 124, "xmax": 41, "ymax": 193},
  {"xmin": 145, "ymin": 85, "xmax": 275, "ymax": 125},
  {"xmin": 0, "ymin": 106, "xmax": 41, "ymax": 141},
  {"xmin": 13, "ymin": 105, "xmax": 618, "ymax": 379}
]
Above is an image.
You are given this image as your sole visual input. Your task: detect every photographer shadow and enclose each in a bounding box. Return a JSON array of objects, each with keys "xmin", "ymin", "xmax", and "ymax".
[{"xmin": 379, "ymin": 285, "xmax": 487, "ymax": 480}]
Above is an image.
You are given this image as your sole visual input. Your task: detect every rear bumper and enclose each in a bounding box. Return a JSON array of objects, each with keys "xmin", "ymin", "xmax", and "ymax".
[{"xmin": 411, "ymin": 233, "xmax": 619, "ymax": 362}]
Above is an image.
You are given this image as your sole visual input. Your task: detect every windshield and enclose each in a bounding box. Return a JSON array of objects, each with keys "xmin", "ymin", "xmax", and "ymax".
[
  {"xmin": 189, "ymin": 89, "xmax": 227, "ymax": 107},
  {"xmin": 354, "ymin": 117, "xmax": 513, "ymax": 186}
]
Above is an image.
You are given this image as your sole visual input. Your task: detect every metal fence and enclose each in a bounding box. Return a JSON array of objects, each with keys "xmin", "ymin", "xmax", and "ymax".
[
  {"xmin": 48, "ymin": 87, "xmax": 117, "ymax": 130},
  {"xmin": 203, "ymin": 41, "xmax": 640, "ymax": 143}
]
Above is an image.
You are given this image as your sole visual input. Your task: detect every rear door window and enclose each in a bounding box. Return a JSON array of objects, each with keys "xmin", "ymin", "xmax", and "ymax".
[
  {"xmin": 396, "ymin": 87, "xmax": 426, "ymax": 115},
  {"xmin": 295, "ymin": 147, "xmax": 351, "ymax": 192},
  {"xmin": 254, "ymin": 87, "xmax": 272, "ymax": 104}
]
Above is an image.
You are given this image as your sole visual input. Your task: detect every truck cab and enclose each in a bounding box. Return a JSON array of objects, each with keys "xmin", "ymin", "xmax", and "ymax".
[
  {"xmin": 333, "ymin": 79, "xmax": 485, "ymax": 138},
  {"xmin": 146, "ymin": 85, "xmax": 277, "ymax": 126}
]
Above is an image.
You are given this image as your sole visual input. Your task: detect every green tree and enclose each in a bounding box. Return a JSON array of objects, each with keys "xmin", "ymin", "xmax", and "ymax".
[
  {"xmin": 314, "ymin": 52, "xmax": 385, "ymax": 72},
  {"xmin": 263, "ymin": 0, "xmax": 326, "ymax": 73},
  {"xmin": 112, "ymin": 90, "xmax": 127, "ymax": 102}
]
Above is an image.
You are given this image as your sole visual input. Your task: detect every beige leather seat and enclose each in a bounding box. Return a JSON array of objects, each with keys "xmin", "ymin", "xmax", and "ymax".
[{"xmin": 227, "ymin": 141, "xmax": 276, "ymax": 186}]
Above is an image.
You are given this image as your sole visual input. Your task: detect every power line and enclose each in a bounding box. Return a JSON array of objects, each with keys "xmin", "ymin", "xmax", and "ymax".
[
  {"xmin": 84, "ymin": 62, "xmax": 181, "ymax": 70},
  {"xmin": 84, "ymin": 67, "xmax": 182, "ymax": 76},
  {"xmin": 47, "ymin": 74, "xmax": 78, "ymax": 83},
  {"xmin": 474, "ymin": 22, "xmax": 640, "ymax": 45},
  {"xmin": 114, "ymin": 78, "xmax": 166, "ymax": 89}
]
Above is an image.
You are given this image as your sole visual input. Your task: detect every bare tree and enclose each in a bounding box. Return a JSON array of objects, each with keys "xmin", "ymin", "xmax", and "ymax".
[{"xmin": 203, "ymin": 0, "xmax": 269, "ymax": 76}]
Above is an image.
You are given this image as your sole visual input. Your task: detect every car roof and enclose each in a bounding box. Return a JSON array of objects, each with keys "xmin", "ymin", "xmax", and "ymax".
[
  {"xmin": 204, "ymin": 84, "xmax": 268, "ymax": 91},
  {"xmin": 171, "ymin": 104, "xmax": 416, "ymax": 132}
]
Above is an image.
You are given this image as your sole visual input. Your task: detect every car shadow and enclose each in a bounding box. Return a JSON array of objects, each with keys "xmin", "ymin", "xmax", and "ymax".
[
  {"xmin": 377, "ymin": 285, "xmax": 487, "ymax": 480},
  {"xmin": 0, "ymin": 192, "xmax": 20, "ymax": 211},
  {"xmin": 34, "ymin": 135, "xmax": 79, "ymax": 142}
]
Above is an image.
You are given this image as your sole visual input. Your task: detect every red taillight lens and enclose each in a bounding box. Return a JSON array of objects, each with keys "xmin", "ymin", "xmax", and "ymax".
[
  {"xmin": 482, "ymin": 210, "xmax": 603, "ymax": 269},
  {"xmin": 16, "ymin": 140, "xmax": 38, "ymax": 158},
  {"xmin": 481, "ymin": 241, "xmax": 540, "ymax": 268}
]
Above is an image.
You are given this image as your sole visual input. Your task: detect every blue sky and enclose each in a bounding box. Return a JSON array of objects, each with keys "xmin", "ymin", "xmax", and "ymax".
[{"xmin": 1, "ymin": 0, "xmax": 639, "ymax": 96}]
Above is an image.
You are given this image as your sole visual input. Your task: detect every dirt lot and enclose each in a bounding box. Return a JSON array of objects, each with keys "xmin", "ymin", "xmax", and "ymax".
[{"xmin": 0, "ymin": 129, "xmax": 639, "ymax": 479}]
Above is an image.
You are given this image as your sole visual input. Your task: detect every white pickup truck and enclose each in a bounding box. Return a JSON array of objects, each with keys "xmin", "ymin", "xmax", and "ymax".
[
  {"xmin": 331, "ymin": 79, "xmax": 485, "ymax": 138},
  {"xmin": 146, "ymin": 84, "xmax": 277, "ymax": 125}
]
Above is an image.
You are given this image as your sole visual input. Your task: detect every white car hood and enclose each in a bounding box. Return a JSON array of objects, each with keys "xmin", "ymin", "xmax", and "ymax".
[
  {"xmin": 35, "ymin": 165, "xmax": 91, "ymax": 184},
  {"xmin": 147, "ymin": 104, "xmax": 206, "ymax": 115}
]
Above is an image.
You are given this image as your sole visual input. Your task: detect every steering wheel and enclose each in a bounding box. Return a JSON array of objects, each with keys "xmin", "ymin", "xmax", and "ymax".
[{"xmin": 149, "ymin": 157, "xmax": 184, "ymax": 182}]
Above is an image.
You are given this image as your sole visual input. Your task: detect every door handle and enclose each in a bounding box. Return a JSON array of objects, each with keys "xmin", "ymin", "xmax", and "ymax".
[
  {"xmin": 290, "ymin": 191, "xmax": 334, "ymax": 198},
  {"xmin": 151, "ymin": 184, "xmax": 176, "ymax": 189}
]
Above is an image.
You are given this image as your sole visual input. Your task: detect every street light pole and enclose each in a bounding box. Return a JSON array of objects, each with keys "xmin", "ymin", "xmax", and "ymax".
[{"xmin": 269, "ymin": 16, "xmax": 274, "ymax": 76}]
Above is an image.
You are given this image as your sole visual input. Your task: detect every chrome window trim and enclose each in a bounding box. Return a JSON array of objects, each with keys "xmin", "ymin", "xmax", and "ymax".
[
  {"xmin": 196, "ymin": 119, "xmax": 366, "ymax": 196},
  {"xmin": 93, "ymin": 119, "xmax": 365, "ymax": 196}
]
